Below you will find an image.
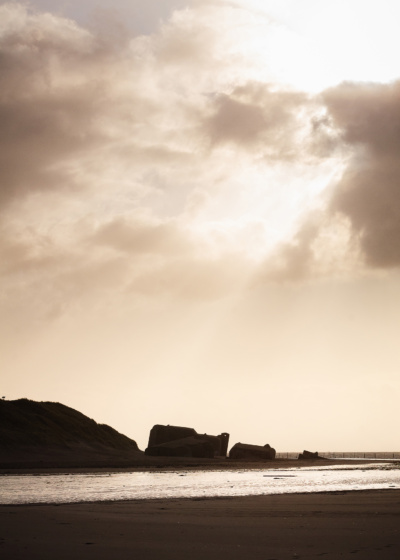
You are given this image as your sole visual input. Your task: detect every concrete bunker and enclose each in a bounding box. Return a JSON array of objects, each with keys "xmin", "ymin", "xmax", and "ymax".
[
  {"xmin": 145, "ymin": 424, "xmax": 230, "ymax": 458},
  {"xmin": 229, "ymin": 442, "xmax": 276, "ymax": 461}
]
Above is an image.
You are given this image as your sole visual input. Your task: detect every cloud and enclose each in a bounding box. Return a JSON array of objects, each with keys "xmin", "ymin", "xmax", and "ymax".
[
  {"xmin": 204, "ymin": 83, "xmax": 307, "ymax": 159},
  {"xmin": 257, "ymin": 219, "xmax": 320, "ymax": 282},
  {"xmin": 7, "ymin": 0, "xmax": 399, "ymax": 337},
  {"xmin": 324, "ymin": 81, "xmax": 400, "ymax": 268},
  {"xmin": 12, "ymin": 0, "xmax": 196, "ymax": 35},
  {"xmin": 255, "ymin": 80, "xmax": 400, "ymax": 281},
  {"xmin": 0, "ymin": 2, "xmax": 315, "ymax": 217},
  {"xmin": 0, "ymin": 3, "xmax": 124, "ymax": 209},
  {"xmin": 0, "ymin": 3, "xmax": 221, "ymax": 216},
  {"xmin": 92, "ymin": 217, "xmax": 192, "ymax": 256}
]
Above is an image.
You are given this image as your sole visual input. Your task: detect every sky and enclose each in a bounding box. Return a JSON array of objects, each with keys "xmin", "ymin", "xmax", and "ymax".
[{"xmin": 1, "ymin": 0, "xmax": 400, "ymax": 452}]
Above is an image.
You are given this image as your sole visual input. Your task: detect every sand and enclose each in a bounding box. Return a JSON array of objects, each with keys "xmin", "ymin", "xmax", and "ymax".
[{"xmin": 1, "ymin": 489, "xmax": 400, "ymax": 559}]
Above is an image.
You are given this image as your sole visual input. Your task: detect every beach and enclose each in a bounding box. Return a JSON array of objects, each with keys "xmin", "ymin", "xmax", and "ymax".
[{"xmin": 1, "ymin": 489, "xmax": 400, "ymax": 559}]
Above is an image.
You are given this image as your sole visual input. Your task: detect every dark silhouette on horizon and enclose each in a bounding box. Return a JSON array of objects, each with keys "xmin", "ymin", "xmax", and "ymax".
[
  {"xmin": 298, "ymin": 450, "xmax": 323, "ymax": 460},
  {"xmin": 1, "ymin": 398, "xmax": 287, "ymax": 467},
  {"xmin": 145, "ymin": 424, "xmax": 229, "ymax": 459},
  {"xmin": 145, "ymin": 424, "xmax": 230, "ymax": 458},
  {"xmin": 0, "ymin": 398, "xmax": 141, "ymax": 469},
  {"xmin": 229, "ymin": 442, "xmax": 276, "ymax": 461}
]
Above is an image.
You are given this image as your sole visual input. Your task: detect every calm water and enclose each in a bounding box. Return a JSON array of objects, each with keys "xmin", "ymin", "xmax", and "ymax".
[
  {"xmin": 1, "ymin": 464, "xmax": 399, "ymax": 505},
  {"xmin": 276, "ymin": 452, "xmax": 400, "ymax": 460}
]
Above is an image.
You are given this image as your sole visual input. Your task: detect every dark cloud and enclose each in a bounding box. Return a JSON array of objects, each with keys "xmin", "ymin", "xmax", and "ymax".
[
  {"xmin": 324, "ymin": 81, "xmax": 400, "ymax": 268},
  {"xmin": 0, "ymin": 3, "xmax": 224, "ymax": 216},
  {"xmin": 205, "ymin": 83, "xmax": 307, "ymax": 158},
  {"xmin": 0, "ymin": 4, "xmax": 133, "ymax": 210},
  {"xmin": 206, "ymin": 94, "xmax": 267, "ymax": 144},
  {"xmin": 0, "ymin": 90, "xmax": 103, "ymax": 207},
  {"xmin": 323, "ymin": 81, "xmax": 400, "ymax": 156},
  {"xmin": 259, "ymin": 80, "xmax": 400, "ymax": 280}
]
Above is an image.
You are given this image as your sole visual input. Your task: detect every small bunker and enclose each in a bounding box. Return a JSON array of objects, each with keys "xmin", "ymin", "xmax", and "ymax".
[{"xmin": 298, "ymin": 450, "xmax": 323, "ymax": 460}]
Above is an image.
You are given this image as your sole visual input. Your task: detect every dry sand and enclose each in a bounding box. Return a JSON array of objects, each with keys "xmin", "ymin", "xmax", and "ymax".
[{"xmin": 1, "ymin": 489, "xmax": 400, "ymax": 559}]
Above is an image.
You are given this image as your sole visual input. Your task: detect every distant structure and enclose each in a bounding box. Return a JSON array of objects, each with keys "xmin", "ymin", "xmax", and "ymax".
[
  {"xmin": 298, "ymin": 450, "xmax": 322, "ymax": 460},
  {"xmin": 229, "ymin": 442, "xmax": 276, "ymax": 461},
  {"xmin": 145, "ymin": 424, "xmax": 230, "ymax": 458}
]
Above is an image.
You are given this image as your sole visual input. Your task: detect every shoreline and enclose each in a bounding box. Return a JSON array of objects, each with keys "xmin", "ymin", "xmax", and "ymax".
[
  {"xmin": 2, "ymin": 459, "xmax": 399, "ymax": 508},
  {"xmin": 1, "ymin": 457, "xmax": 393, "ymax": 476},
  {"xmin": 2, "ymin": 486, "xmax": 399, "ymax": 509},
  {"xmin": 1, "ymin": 489, "xmax": 399, "ymax": 559}
]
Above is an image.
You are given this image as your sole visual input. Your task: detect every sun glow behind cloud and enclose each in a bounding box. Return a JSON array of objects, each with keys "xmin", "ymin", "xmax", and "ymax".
[
  {"xmin": 0, "ymin": 0, "xmax": 348, "ymax": 264},
  {"xmin": 237, "ymin": 0, "xmax": 400, "ymax": 92}
]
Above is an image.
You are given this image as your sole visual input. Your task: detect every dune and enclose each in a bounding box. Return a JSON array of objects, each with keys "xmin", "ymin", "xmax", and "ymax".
[{"xmin": 0, "ymin": 398, "xmax": 144, "ymax": 468}]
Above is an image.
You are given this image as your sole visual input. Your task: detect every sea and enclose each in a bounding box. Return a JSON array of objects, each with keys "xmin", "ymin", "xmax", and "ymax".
[
  {"xmin": 276, "ymin": 452, "xmax": 400, "ymax": 460},
  {"xmin": 1, "ymin": 459, "xmax": 399, "ymax": 505}
]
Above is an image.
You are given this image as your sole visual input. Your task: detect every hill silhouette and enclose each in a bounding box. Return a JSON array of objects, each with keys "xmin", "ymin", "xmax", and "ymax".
[{"xmin": 0, "ymin": 398, "xmax": 143, "ymax": 468}]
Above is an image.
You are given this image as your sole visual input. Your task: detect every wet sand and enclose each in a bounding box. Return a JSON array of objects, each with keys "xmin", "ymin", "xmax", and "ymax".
[{"xmin": 1, "ymin": 489, "xmax": 400, "ymax": 559}]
